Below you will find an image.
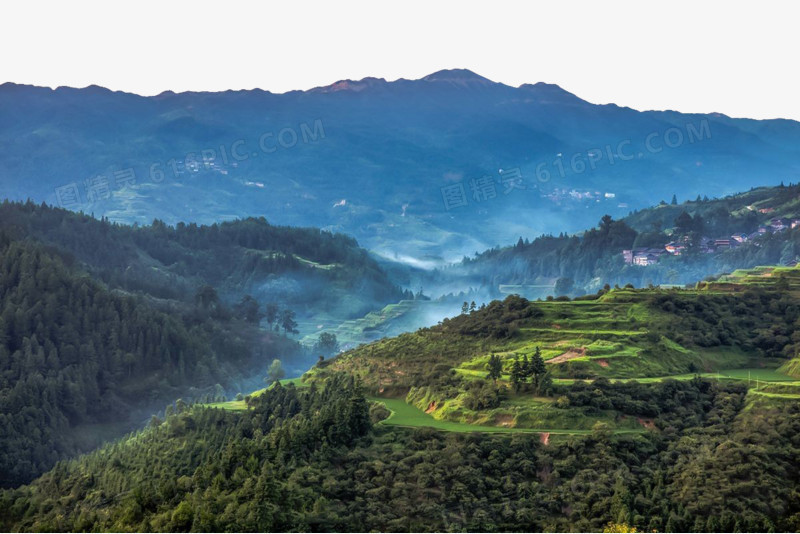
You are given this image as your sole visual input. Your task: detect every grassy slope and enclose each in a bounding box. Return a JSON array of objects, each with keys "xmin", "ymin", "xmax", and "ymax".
[
  {"xmin": 299, "ymin": 299, "xmax": 436, "ymax": 350},
  {"xmin": 204, "ymin": 265, "xmax": 800, "ymax": 434},
  {"xmin": 369, "ymin": 397, "xmax": 645, "ymax": 435},
  {"xmin": 316, "ymin": 288, "xmax": 757, "ymax": 386},
  {"xmin": 301, "ymin": 267, "xmax": 800, "ymax": 432}
]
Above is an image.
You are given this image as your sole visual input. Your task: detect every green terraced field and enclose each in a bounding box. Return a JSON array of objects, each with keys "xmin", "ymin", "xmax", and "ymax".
[
  {"xmin": 299, "ymin": 299, "xmax": 439, "ymax": 349},
  {"xmin": 369, "ymin": 397, "xmax": 644, "ymax": 435},
  {"xmin": 205, "ymin": 399, "xmax": 249, "ymax": 411},
  {"xmin": 456, "ymin": 366, "xmax": 792, "ymax": 384},
  {"xmin": 708, "ymin": 266, "xmax": 800, "ymax": 293},
  {"xmin": 369, "ymin": 397, "xmax": 540, "ymax": 433},
  {"xmin": 295, "ymin": 269, "xmax": 800, "ymax": 433},
  {"xmin": 750, "ymin": 389, "xmax": 800, "ymax": 400},
  {"xmin": 519, "ymin": 327, "xmax": 647, "ymax": 337},
  {"xmin": 628, "ymin": 368, "xmax": 790, "ymax": 383},
  {"xmin": 711, "ymin": 368, "xmax": 795, "ymax": 381}
]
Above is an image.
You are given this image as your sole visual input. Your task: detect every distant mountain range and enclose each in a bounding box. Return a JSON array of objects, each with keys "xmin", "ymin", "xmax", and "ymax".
[{"xmin": 2, "ymin": 69, "xmax": 800, "ymax": 265}]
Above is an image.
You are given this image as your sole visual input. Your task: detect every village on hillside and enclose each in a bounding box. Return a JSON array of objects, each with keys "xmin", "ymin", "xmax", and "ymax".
[{"xmin": 623, "ymin": 216, "xmax": 800, "ymax": 267}]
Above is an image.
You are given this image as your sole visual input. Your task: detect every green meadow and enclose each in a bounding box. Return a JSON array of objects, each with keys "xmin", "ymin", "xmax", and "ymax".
[{"xmin": 369, "ymin": 397, "xmax": 645, "ymax": 435}]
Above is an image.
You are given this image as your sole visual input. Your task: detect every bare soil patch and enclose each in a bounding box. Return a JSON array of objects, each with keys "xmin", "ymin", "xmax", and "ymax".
[
  {"xmin": 494, "ymin": 414, "xmax": 514, "ymax": 427},
  {"xmin": 637, "ymin": 417, "xmax": 655, "ymax": 430},
  {"xmin": 547, "ymin": 347, "xmax": 587, "ymax": 364}
]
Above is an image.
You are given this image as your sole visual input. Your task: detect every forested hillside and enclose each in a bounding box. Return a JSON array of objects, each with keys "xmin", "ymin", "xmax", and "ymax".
[
  {"xmin": 0, "ymin": 201, "xmax": 406, "ymax": 321},
  {"xmin": 0, "ymin": 200, "xmax": 410, "ymax": 486},
  {"xmin": 4, "ymin": 266, "xmax": 800, "ymax": 531},
  {"xmin": 3, "ymin": 373, "xmax": 800, "ymax": 532},
  {"xmin": 0, "ymin": 234, "xmax": 301, "ymax": 487},
  {"xmin": 437, "ymin": 183, "xmax": 800, "ymax": 296}
]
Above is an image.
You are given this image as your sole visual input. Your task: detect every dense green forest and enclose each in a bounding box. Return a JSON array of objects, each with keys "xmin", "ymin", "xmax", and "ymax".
[
  {"xmin": 439, "ymin": 183, "xmax": 800, "ymax": 294},
  {"xmin": 0, "ymin": 200, "xmax": 406, "ymax": 317},
  {"xmin": 0, "ymin": 234, "xmax": 300, "ymax": 487},
  {"xmin": 0, "ymin": 200, "xmax": 411, "ymax": 487},
  {"xmin": 3, "ymin": 374, "xmax": 799, "ymax": 532}
]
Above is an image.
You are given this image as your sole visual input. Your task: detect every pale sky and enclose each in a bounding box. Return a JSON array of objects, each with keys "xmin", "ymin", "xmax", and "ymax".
[{"xmin": 2, "ymin": 0, "xmax": 798, "ymax": 120}]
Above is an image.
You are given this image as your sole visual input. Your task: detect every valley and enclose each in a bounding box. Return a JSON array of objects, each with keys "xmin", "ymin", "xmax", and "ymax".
[
  {"xmin": 3, "ymin": 191, "xmax": 800, "ymax": 531},
  {"xmin": 4, "ymin": 180, "xmax": 800, "ymax": 491},
  {"xmin": 5, "ymin": 262, "xmax": 800, "ymax": 532},
  {"xmin": 2, "ymin": 54, "xmax": 800, "ymax": 533}
]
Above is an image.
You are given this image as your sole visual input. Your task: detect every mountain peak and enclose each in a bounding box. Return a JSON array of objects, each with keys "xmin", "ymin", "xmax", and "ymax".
[
  {"xmin": 308, "ymin": 69, "xmax": 496, "ymax": 94},
  {"xmin": 420, "ymin": 68, "xmax": 495, "ymax": 86}
]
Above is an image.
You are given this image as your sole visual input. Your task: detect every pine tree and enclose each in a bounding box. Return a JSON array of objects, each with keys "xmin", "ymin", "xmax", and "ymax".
[
  {"xmin": 521, "ymin": 354, "xmax": 531, "ymax": 379},
  {"xmin": 531, "ymin": 347, "xmax": 545, "ymax": 375},
  {"xmin": 529, "ymin": 347, "xmax": 547, "ymax": 392},
  {"xmin": 486, "ymin": 354, "xmax": 503, "ymax": 383},
  {"xmin": 510, "ymin": 357, "xmax": 523, "ymax": 392}
]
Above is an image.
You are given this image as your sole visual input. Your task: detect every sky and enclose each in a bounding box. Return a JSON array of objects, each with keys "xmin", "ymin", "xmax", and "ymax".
[{"xmin": 2, "ymin": 0, "xmax": 798, "ymax": 120}]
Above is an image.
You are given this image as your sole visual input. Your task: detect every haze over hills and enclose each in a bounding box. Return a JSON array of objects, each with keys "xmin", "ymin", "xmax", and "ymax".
[
  {"xmin": 6, "ymin": 1, "xmax": 800, "ymax": 530},
  {"xmin": 2, "ymin": 70, "xmax": 800, "ymax": 266},
  {"xmin": 4, "ymin": 93, "xmax": 800, "ymax": 532},
  {"xmin": 0, "ymin": 201, "xmax": 407, "ymax": 345},
  {"xmin": 419, "ymin": 182, "xmax": 800, "ymax": 301},
  {"xmin": 0, "ymin": 201, "xmax": 407, "ymax": 485}
]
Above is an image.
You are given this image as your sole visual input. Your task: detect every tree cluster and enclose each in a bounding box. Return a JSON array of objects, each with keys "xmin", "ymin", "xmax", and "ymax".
[
  {"xmin": 4, "ymin": 378, "xmax": 799, "ymax": 532},
  {"xmin": 0, "ymin": 236, "xmax": 299, "ymax": 486}
]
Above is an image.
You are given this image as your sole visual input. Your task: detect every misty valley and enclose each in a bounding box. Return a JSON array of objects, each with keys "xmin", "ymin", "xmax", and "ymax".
[{"xmin": 2, "ymin": 64, "xmax": 800, "ymax": 533}]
